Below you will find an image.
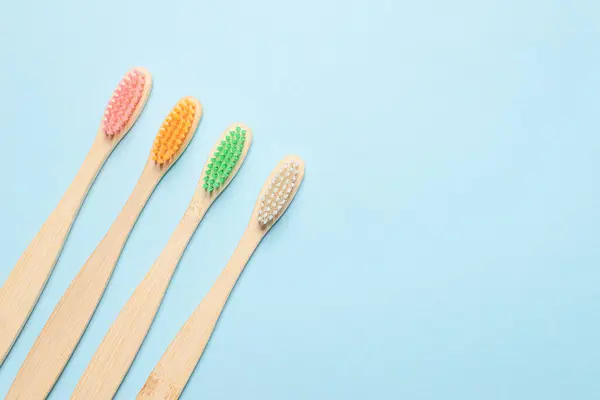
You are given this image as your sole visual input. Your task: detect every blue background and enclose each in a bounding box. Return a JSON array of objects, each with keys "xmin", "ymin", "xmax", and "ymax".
[{"xmin": 1, "ymin": 0, "xmax": 599, "ymax": 398}]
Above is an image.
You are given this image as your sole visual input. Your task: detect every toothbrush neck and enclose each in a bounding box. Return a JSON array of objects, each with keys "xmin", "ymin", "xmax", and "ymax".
[
  {"xmin": 226, "ymin": 228, "xmax": 263, "ymax": 277},
  {"xmin": 155, "ymin": 193, "xmax": 210, "ymax": 267},
  {"xmin": 58, "ymin": 135, "xmax": 114, "ymax": 217},
  {"xmin": 107, "ymin": 164, "xmax": 160, "ymax": 250}
]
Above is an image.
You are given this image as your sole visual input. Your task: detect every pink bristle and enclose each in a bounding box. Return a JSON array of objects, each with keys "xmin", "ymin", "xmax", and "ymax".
[{"xmin": 102, "ymin": 70, "xmax": 146, "ymax": 136}]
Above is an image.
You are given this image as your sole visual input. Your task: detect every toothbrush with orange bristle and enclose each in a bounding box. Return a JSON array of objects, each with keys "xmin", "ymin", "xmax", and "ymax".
[
  {"xmin": 72, "ymin": 124, "xmax": 253, "ymax": 400},
  {"xmin": 138, "ymin": 156, "xmax": 305, "ymax": 400},
  {"xmin": 0, "ymin": 68, "xmax": 152, "ymax": 366},
  {"xmin": 6, "ymin": 97, "xmax": 202, "ymax": 400}
]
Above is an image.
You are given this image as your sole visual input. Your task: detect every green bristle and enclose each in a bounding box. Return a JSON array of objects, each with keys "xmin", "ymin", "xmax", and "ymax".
[{"xmin": 203, "ymin": 127, "xmax": 246, "ymax": 192}]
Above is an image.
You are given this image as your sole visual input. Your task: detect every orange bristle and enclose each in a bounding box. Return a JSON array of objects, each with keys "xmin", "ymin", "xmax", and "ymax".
[{"xmin": 151, "ymin": 99, "xmax": 197, "ymax": 165}]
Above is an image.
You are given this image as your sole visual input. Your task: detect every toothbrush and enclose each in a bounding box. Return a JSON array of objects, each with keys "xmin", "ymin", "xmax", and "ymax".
[
  {"xmin": 138, "ymin": 156, "xmax": 305, "ymax": 400},
  {"xmin": 6, "ymin": 97, "xmax": 203, "ymax": 400},
  {"xmin": 0, "ymin": 68, "xmax": 152, "ymax": 366},
  {"xmin": 72, "ymin": 124, "xmax": 253, "ymax": 400}
]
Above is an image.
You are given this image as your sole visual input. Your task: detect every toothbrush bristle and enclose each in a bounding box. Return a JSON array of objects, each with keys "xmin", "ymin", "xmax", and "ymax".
[
  {"xmin": 102, "ymin": 69, "xmax": 146, "ymax": 136},
  {"xmin": 202, "ymin": 126, "xmax": 247, "ymax": 192},
  {"xmin": 151, "ymin": 98, "xmax": 197, "ymax": 165},
  {"xmin": 257, "ymin": 160, "xmax": 301, "ymax": 226}
]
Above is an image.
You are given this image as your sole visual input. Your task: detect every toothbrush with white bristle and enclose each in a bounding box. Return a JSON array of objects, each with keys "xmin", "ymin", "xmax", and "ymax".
[{"xmin": 137, "ymin": 156, "xmax": 305, "ymax": 400}]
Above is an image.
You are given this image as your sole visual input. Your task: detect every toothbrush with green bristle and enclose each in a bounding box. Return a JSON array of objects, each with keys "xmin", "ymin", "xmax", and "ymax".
[{"xmin": 71, "ymin": 124, "xmax": 253, "ymax": 400}]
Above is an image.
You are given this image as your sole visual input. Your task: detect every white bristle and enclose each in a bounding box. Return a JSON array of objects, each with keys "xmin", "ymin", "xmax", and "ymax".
[{"xmin": 256, "ymin": 160, "xmax": 300, "ymax": 226}]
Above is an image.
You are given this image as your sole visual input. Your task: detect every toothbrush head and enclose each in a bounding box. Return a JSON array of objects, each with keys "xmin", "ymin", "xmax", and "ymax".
[
  {"xmin": 202, "ymin": 124, "xmax": 253, "ymax": 194},
  {"xmin": 102, "ymin": 68, "xmax": 152, "ymax": 137},
  {"xmin": 255, "ymin": 156, "xmax": 305, "ymax": 230},
  {"xmin": 151, "ymin": 97, "xmax": 203, "ymax": 167}
]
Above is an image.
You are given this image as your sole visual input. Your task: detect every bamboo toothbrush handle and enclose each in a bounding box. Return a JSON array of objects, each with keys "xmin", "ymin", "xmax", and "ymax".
[
  {"xmin": 0, "ymin": 134, "xmax": 113, "ymax": 365},
  {"xmin": 6, "ymin": 165, "xmax": 159, "ymax": 400},
  {"xmin": 72, "ymin": 195, "xmax": 209, "ymax": 400},
  {"xmin": 138, "ymin": 231, "xmax": 260, "ymax": 400}
]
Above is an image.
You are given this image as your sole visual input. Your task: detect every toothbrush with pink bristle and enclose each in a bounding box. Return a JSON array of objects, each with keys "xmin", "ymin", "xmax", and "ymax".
[{"xmin": 0, "ymin": 68, "xmax": 152, "ymax": 365}]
